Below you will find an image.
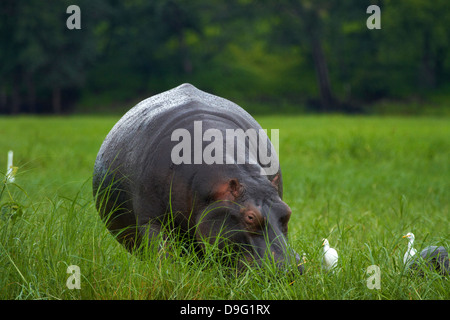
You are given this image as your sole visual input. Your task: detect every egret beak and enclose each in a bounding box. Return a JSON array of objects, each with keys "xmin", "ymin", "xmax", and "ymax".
[{"xmin": 402, "ymin": 235, "xmax": 408, "ymax": 238}]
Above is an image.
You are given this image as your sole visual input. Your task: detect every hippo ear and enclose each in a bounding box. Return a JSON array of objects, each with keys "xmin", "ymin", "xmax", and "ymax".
[
  {"xmin": 271, "ymin": 173, "xmax": 280, "ymax": 190},
  {"xmin": 228, "ymin": 179, "xmax": 242, "ymax": 199},
  {"xmin": 213, "ymin": 178, "xmax": 243, "ymax": 201}
]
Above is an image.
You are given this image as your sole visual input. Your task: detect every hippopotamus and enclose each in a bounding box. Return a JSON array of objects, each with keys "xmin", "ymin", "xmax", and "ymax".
[{"xmin": 93, "ymin": 83, "xmax": 302, "ymax": 273}]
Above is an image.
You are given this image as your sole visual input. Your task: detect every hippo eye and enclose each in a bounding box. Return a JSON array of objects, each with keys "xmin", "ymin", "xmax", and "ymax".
[
  {"xmin": 241, "ymin": 209, "xmax": 265, "ymax": 230},
  {"xmin": 245, "ymin": 214, "xmax": 255, "ymax": 224}
]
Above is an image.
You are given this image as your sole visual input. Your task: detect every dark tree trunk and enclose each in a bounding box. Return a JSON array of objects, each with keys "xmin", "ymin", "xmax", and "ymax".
[
  {"xmin": 52, "ymin": 86, "xmax": 62, "ymax": 114},
  {"xmin": 24, "ymin": 72, "xmax": 36, "ymax": 113},
  {"xmin": 11, "ymin": 75, "xmax": 21, "ymax": 114},
  {"xmin": 179, "ymin": 31, "xmax": 193, "ymax": 74},
  {"xmin": 285, "ymin": 2, "xmax": 338, "ymax": 111},
  {"xmin": 0, "ymin": 85, "xmax": 7, "ymax": 113},
  {"xmin": 419, "ymin": 32, "xmax": 435, "ymax": 89},
  {"xmin": 309, "ymin": 34, "xmax": 336, "ymax": 111}
]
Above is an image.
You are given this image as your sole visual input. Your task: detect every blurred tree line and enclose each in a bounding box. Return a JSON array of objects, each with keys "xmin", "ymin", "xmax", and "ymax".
[{"xmin": 0, "ymin": 0, "xmax": 449, "ymax": 114}]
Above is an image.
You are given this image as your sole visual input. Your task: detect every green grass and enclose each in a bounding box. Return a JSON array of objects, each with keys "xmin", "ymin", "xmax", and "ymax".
[{"xmin": 0, "ymin": 115, "xmax": 449, "ymax": 300}]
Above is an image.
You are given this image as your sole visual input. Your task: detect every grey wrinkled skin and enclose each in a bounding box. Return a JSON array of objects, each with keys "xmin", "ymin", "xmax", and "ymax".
[{"xmin": 93, "ymin": 83, "xmax": 302, "ymax": 273}]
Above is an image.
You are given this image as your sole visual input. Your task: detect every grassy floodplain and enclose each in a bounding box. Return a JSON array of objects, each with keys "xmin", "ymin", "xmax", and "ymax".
[{"xmin": 0, "ymin": 115, "xmax": 449, "ymax": 300}]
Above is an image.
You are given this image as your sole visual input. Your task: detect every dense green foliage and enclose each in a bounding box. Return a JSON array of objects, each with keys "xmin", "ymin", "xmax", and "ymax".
[
  {"xmin": 1, "ymin": 1, "xmax": 450, "ymax": 114},
  {"xmin": 0, "ymin": 115, "xmax": 448, "ymax": 299}
]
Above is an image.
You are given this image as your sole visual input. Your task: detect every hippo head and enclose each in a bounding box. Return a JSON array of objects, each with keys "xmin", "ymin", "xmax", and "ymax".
[{"xmin": 194, "ymin": 172, "xmax": 302, "ymax": 274}]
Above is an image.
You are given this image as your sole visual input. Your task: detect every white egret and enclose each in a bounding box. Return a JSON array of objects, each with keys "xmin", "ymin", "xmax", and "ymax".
[
  {"xmin": 321, "ymin": 238, "xmax": 338, "ymax": 271},
  {"xmin": 402, "ymin": 232, "xmax": 418, "ymax": 265}
]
